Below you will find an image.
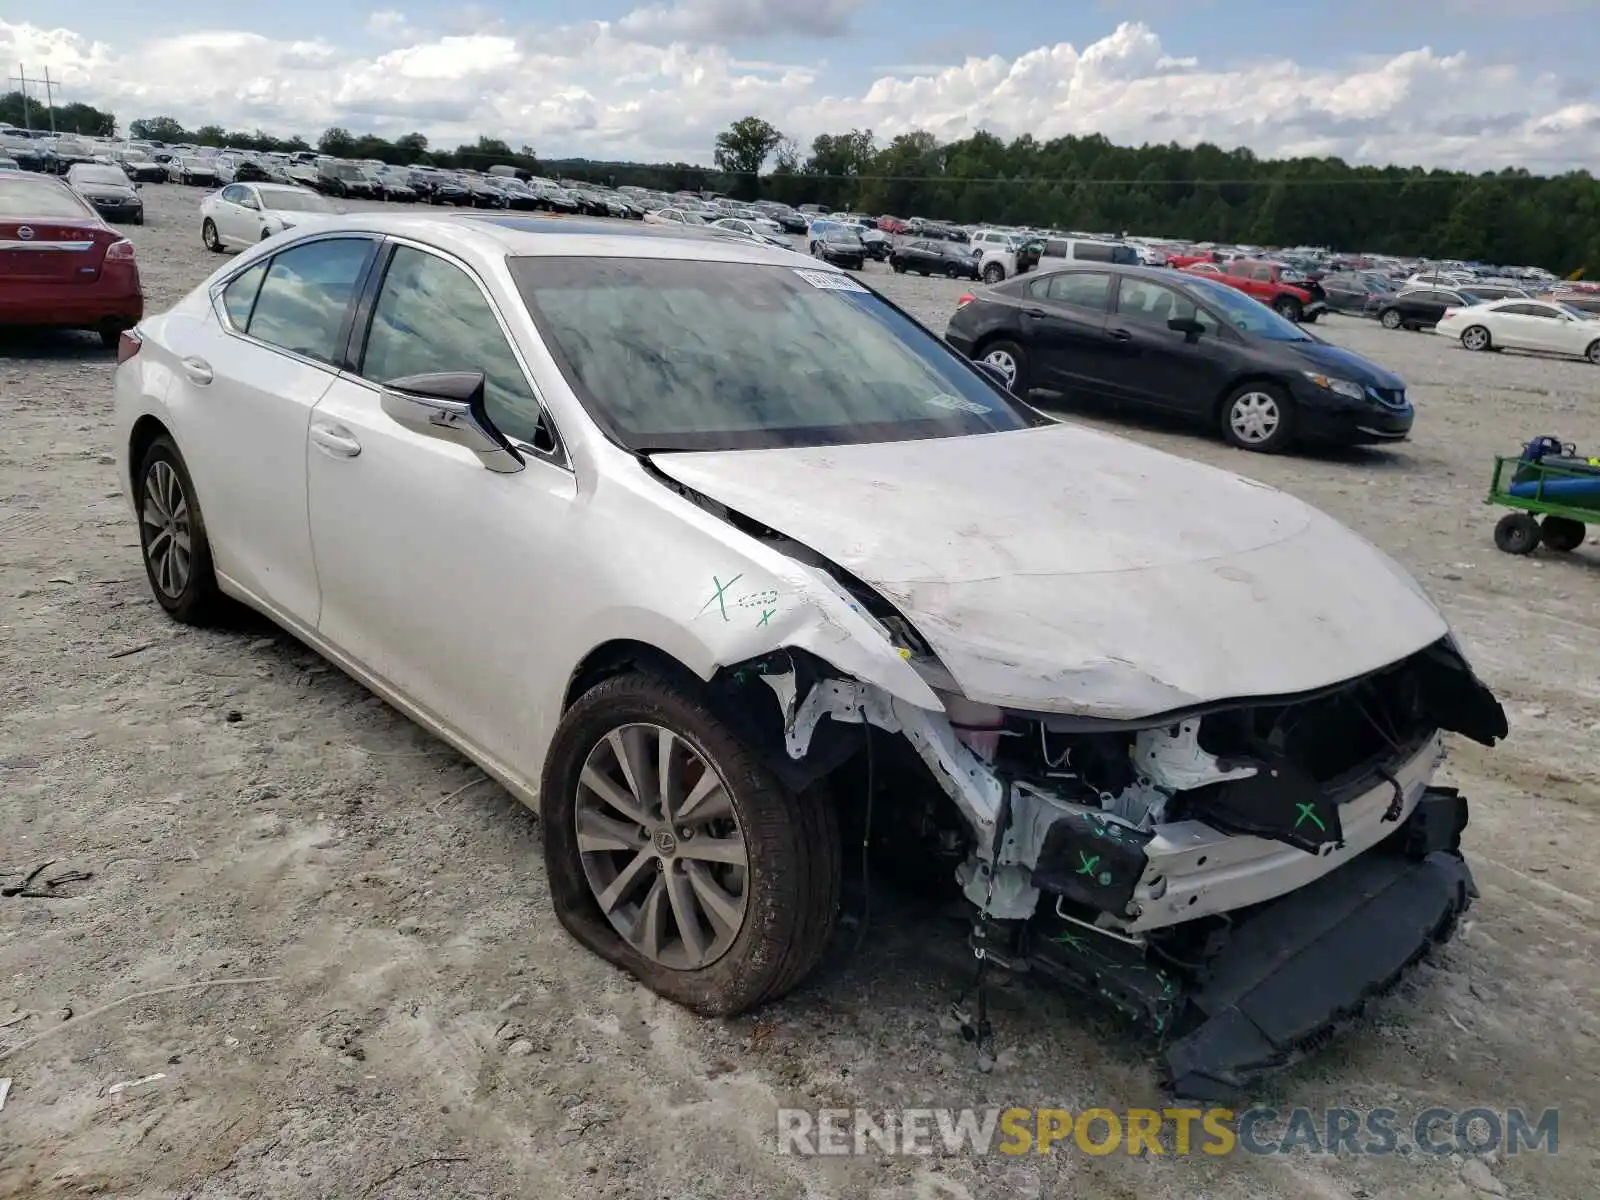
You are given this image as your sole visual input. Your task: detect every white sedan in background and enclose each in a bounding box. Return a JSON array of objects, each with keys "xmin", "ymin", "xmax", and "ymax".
[
  {"xmin": 641, "ymin": 206, "xmax": 708, "ymax": 226},
  {"xmin": 200, "ymin": 182, "xmax": 341, "ymax": 252},
  {"xmin": 709, "ymin": 216, "xmax": 788, "ymax": 248},
  {"xmin": 1437, "ymin": 297, "xmax": 1600, "ymax": 364}
]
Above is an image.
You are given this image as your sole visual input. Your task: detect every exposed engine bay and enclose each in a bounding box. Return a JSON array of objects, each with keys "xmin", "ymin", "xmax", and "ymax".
[{"xmin": 739, "ymin": 636, "xmax": 1507, "ymax": 1098}]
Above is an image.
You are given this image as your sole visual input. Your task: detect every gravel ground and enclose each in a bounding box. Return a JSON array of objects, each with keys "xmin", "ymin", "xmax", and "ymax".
[{"xmin": 2, "ymin": 184, "xmax": 1597, "ymax": 1200}]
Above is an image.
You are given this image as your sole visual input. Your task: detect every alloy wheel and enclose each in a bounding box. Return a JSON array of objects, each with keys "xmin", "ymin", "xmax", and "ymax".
[
  {"xmin": 1229, "ymin": 391, "xmax": 1281, "ymax": 445},
  {"xmin": 142, "ymin": 460, "xmax": 193, "ymax": 599},
  {"xmin": 1462, "ymin": 326, "xmax": 1490, "ymax": 351},
  {"xmin": 982, "ymin": 348, "xmax": 1018, "ymax": 385},
  {"xmin": 575, "ymin": 723, "xmax": 749, "ymax": 971}
]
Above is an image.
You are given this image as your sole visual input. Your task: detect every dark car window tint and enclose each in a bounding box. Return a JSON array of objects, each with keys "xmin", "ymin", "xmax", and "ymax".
[
  {"xmin": 1505, "ymin": 303, "xmax": 1557, "ymax": 319},
  {"xmin": 362, "ymin": 246, "xmax": 545, "ymax": 445},
  {"xmin": 1117, "ymin": 278, "xmax": 1219, "ymax": 333},
  {"xmin": 1045, "ymin": 272, "xmax": 1112, "ymax": 312},
  {"xmin": 221, "ymin": 261, "xmax": 268, "ymax": 331},
  {"xmin": 1043, "ymin": 239, "xmax": 1067, "ymax": 257},
  {"xmin": 1072, "ymin": 242, "xmax": 1113, "ymax": 263},
  {"xmin": 246, "ymin": 237, "xmax": 371, "ymax": 364}
]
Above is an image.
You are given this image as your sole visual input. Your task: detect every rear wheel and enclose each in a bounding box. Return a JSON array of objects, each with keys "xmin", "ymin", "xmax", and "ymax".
[
  {"xmin": 201, "ymin": 218, "xmax": 223, "ymax": 252},
  {"xmin": 978, "ymin": 339, "xmax": 1030, "ymax": 394},
  {"xmin": 1380, "ymin": 308, "xmax": 1403, "ymax": 330},
  {"xmin": 892, "ymin": 260, "xmax": 906, "ymax": 274},
  {"xmin": 542, "ymin": 673, "xmax": 840, "ymax": 1015},
  {"xmin": 1461, "ymin": 325, "xmax": 1492, "ymax": 352},
  {"xmin": 944, "ymin": 263, "xmax": 960, "ymax": 279},
  {"xmin": 1493, "ymin": 512, "xmax": 1542, "ymax": 555},
  {"xmin": 1221, "ymin": 382, "xmax": 1295, "ymax": 453},
  {"xmin": 981, "ymin": 262, "xmax": 1005, "ymax": 284},
  {"xmin": 1541, "ymin": 516, "xmax": 1587, "ymax": 552},
  {"xmin": 136, "ymin": 436, "xmax": 228, "ymax": 625},
  {"xmin": 1587, "ymin": 340, "xmax": 1600, "ymax": 365}
]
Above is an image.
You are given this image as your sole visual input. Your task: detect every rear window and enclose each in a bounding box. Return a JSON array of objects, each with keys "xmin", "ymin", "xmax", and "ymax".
[
  {"xmin": 510, "ymin": 257, "xmax": 1032, "ymax": 452},
  {"xmin": 0, "ymin": 177, "xmax": 93, "ymax": 218}
]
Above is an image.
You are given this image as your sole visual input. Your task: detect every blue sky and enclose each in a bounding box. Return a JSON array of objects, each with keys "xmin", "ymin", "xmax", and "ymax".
[{"xmin": 6, "ymin": 2, "xmax": 1598, "ymax": 169}]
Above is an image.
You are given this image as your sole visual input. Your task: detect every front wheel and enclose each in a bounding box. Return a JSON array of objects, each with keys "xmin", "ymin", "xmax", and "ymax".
[
  {"xmin": 891, "ymin": 260, "xmax": 906, "ymax": 274},
  {"xmin": 201, "ymin": 218, "xmax": 223, "ymax": 252},
  {"xmin": 136, "ymin": 435, "xmax": 228, "ymax": 624},
  {"xmin": 541, "ymin": 673, "xmax": 840, "ymax": 1016},
  {"xmin": 1380, "ymin": 308, "xmax": 1403, "ymax": 330},
  {"xmin": 1272, "ymin": 296, "xmax": 1303, "ymax": 323},
  {"xmin": 1461, "ymin": 325, "xmax": 1492, "ymax": 352},
  {"xmin": 1494, "ymin": 512, "xmax": 1542, "ymax": 555},
  {"xmin": 981, "ymin": 262, "xmax": 1004, "ymax": 284},
  {"xmin": 1220, "ymin": 383, "xmax": 1295, "ymax": 453}
]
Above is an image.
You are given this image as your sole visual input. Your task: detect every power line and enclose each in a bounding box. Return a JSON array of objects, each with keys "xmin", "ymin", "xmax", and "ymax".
[{"xmin": 5, "ymin": 64, "xmax": 57, "ymax": 134}]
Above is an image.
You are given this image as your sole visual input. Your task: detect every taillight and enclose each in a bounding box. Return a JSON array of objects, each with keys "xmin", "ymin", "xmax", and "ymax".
[
  {"xmin": 1441, "ymin": 308, "xmax": 1458, "ymax": 319},
  {"xmin": 116, "ymin": 328, "xmax": 143, "ymax": 364},
  {"xmin": 104, "ymin": 239, "xmax": 136, "ymax": 262},
  {"xmin": 957, "ymin": 293, "xmax": 975, "ymax": 308}
]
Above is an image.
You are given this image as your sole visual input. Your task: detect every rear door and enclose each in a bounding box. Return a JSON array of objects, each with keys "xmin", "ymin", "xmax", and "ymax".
[
  {"xmin": 0, "ymin": 176, "xmax": 115, "ymax": 286},
  {"xmin": 1022, "ymin": 270, "xmax": 1116, "ymax": 394}
]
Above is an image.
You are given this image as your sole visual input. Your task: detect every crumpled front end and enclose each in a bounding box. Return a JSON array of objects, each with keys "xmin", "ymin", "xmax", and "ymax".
[{"xmin": 764, "ymin": 633, "xmax": 1505, "ymax": 1097}]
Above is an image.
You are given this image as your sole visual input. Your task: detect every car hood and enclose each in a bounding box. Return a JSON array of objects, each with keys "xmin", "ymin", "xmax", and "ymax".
[
  {"xmin": 651, "ymin": 424, "xmax": 1447, "ymax": 718},
  {"xmin": 1270, "ymin": 338, "xmax": 1405, "ymax": 390},
  {"xmin": 79, "ymin": 185, "xmax": 137, "ymax": 199}
]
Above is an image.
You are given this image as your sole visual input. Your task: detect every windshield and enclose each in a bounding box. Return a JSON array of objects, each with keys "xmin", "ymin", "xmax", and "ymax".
[
  {"xmin": 510, "ymin": 258, "xmax": 1033, "ymax": 452},
  {"xmin": 331, "ymin": 164, "xmax": 363, "ymax": 180},
  {"xmin": 262, "ymin": 189, "xmax": 334, "ymax": 213},
  {"xmin": 1186, "ymin": 275, "xmax": 1312, "ymax": 341},
  {"xmin": 825, "ymin": 229, "xmax": 862, "ymax": 245},
  {"xmin": 182, "ymin": 157, "xmax": 212, "ymax": 169},
  {"xmin": 0, "ymin": 177, "xmax": 94, "ymax": 218},
  {"xmin": 72, "ymin": 166, "xmax": 129, "ymax": 187}
]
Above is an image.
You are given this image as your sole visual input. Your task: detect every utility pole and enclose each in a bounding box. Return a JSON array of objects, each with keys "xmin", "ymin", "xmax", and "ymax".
[{"xmin": 8, "ymin": 64, "xmax": 58, "ymax": 133}]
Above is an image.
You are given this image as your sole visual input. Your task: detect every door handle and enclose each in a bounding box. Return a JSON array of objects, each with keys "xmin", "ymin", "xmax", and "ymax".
[
  {"xmin": 310, "ymin": 423, "xmax": 362, "ymax": 458},
  {"xmin": 1023, "ymin": 307, "xmax": 1048, "ymax": 318},
  {"xmin": 180, "ymin": 356, "xmax": 213, "ymax": 385},
  {"xmin": 1107, "ymin": 328, "xmax": 1133, "ymax": 341}
]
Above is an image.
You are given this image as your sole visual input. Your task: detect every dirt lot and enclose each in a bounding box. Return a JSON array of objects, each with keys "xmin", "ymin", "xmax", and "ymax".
[{"xmin": 1, "ymin": 183, "xmax": 1597, "ymax": 1199}]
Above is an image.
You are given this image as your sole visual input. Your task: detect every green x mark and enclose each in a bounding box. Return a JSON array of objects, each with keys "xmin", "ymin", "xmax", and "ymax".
[
  {"xmin": 1294, "ymin": 802, "xmax": 1327, "ymax": 832},
  {"xmin": 1076, "ymin": 851, "xmax": 1100, "ymax": 876},
  {"xmin": 696, "ymin": 573, "xmax": 743, "ymax": 622}
]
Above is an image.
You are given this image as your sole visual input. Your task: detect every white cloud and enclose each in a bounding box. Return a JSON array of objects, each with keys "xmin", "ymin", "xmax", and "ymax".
[
  {"xmin": 366, "ymin": 11, "xmax": 419, "ymax": 42},
  {"xmin": 2, "ymin": 17, "xmax": 1593, "ymax": 172},
  {"xmin": 617, "ymin": 0, "xmax": 864, "ymax": 44}
]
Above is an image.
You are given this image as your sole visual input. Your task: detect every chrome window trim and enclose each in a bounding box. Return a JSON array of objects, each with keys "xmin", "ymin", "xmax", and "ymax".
[{"xmin": 358, "ymin": 233, "xmax": 571, "ymax": 473}]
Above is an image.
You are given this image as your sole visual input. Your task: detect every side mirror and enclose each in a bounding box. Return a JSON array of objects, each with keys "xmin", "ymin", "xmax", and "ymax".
[
  {"xmin": 1168, "ymin": 316, "xmax": 1205, "ymax": 340},
  {"xmin": 974, "ymin": 360, "xmax": 1015, "ymax": 393},
  {"xmin": 379, "ymin": 371, "xmax": 526, "ymax": 474}
]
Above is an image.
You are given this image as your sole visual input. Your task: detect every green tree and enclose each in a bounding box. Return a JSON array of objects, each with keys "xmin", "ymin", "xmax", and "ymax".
[
  {"xmin": 714, "ymin": 116, "xmax": 783, "ymax": 198},
  {"xmin": 128, "ymin": 116, "xmax": 188, "ymax": 142},
  {"xmin": 318, "ymin": 126, "xmax": 356, "ymax": 156}
]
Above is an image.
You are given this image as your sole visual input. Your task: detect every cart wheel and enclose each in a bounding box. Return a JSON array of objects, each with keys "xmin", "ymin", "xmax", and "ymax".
[
  {"xmin": 1493, "ymin": 512, "xmax": 1542, "ymax": 555},
  {"xmin": 1541, "ymin": 516, "xmax": 1587, "ymax": 553}
]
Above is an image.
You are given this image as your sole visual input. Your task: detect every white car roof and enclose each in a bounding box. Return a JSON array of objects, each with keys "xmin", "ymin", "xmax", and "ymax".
[{"xmin": 268, "ymin": 212, "xmax": 822, "ymax": 269}]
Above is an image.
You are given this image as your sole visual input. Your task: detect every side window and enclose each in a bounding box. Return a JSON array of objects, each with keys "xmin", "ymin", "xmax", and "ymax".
[
  {"xmin": 361, "ymin": 246, "xmax": 546, "ymax": 447},
  {"xmin": 1043, "ymin": 239, "xmax": 1067, "ymax": 258},
  {"xmin": 1249, "ymin": 264, "xmax": 1273, "ymax": 282},
  {"xmin": 1116, "ymin": 278, "xmax": 1217, "ymax": 334},
  {"xmin": 1044, "ymin": 272, "xmax": 1112, "ymax": 312},
  {"xmin": 1074, "ymin": 242, "xmax": 1112, "ymax": 263},
  {"xmin": 220, "ymin": 260, "xmax": 268, "ymax": 331},
  {"xmin": 220, "ymin": 184, "xmax": 245, "ymax": 204},
  {"xmin": 246, "ymin": 237, "xmax": 373, "ymax": 365},
  {"xmin": 1521, "ymin": 305, "xmax": 1559, "ymax": 319}
]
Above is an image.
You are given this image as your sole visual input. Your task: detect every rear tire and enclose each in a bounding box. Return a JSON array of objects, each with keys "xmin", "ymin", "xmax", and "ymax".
[
  {"xmin": 982, "ymin": 262, "xmax": 1005, "ymax": 284},
  {"xmin": 944, "ymin": 264, "xmax": 960, "ymax": 279},
  {"xmin": 1493, "ymin": 512, "xmax": 1542, "ymax": 555},
  {"xmin": 1587, "ymin": 340, "xmax": 1600, "ymax": 365},
  {"xmin": 541, "ymin": 673, "xmax": 840, "ymax": 1016},
  {"xmin": 977, "ymin": 339, "xmax": 1030, "ymax": 394},
  {"xmin": 1273, "ymin": 296, "xmax": 1303, "ymax": 323},
  {"xmin": 1461, "ymin": 325, "xmax": 1492, "ymax": 352},
  {"xmin": 136, "ymin": 435, "xmax": 228, "ymax": 625},
  {"xmin": 1541, "ymin": 516, "xmax": 1587, "ymax": 552},
  {"xmin": 201, "ymin": 218, "xmax": 223, "ymax": 252}
]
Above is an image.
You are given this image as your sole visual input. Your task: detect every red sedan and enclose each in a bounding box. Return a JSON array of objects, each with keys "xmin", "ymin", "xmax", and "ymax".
[{"xmin": 0, "ymin": 172, "xmax": 143, "ymax": 347}]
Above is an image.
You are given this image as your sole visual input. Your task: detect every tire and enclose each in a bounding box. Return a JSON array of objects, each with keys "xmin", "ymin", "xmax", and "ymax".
[
  {"xmin": 136, "ymin": 435, "xmax": 227, "ymax": 625},
  {"xmin": 1220, "ymin": 382, "xmax": 1295, "ymax": 453},
  {"xmin": 1380, "ymin": 308, "xmax": 1403, "ymax": 330},
  {"xmin": 892, "ymin": 260, "xmax": 906, "ymax": 274},
  {"xmin": 98, "ymin": 327, "xmax": 122, "ymax": 351},
  {"xmin": 1541, "ymin": 516, "xmax": 1587, "ymax": 552},
  {"xmin": 944, "ymin": 264, "xmax": 961, "ymax": 279},
  {"xmin": 541, "ymin": 672, "xmax": 840, "ymax": 1016},
  {"xmin": 131, "ymin": 213, "xmax": 144, "ymax": 226},
  {"xmin": 1273, "ymin": 296, "xmax": 1303, "ymax": 323},
  {"xmin": 1300, "ymin": 311, "xmax": 1319, "ymax": 324},
  {"xmin": 201, "ymin": 218, "xmax": 223, "ymax": 252},
  {"xmin": 981, "ymin": 262, "xmax": 1004, "ymax": 284},
  {"xmin": 977, "ymin": 339, "xmax": 1030, "ymax": 394},
  {"xmin": 1493, "ymin": 513, "xmax": 1541, "ymax": 555},
  {"xmin": 1587, "ymin": 340, "xmax": 1600, "ymax": 365},
  {"xmin": 1461, "ymin": 325, "xmax": 1492, "ymax": 352}
]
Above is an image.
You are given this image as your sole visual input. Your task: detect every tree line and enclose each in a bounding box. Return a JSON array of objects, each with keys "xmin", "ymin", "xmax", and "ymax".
[{"xmin": 8, "ymin": 94, "xmax": 1595, "ymax": 274}]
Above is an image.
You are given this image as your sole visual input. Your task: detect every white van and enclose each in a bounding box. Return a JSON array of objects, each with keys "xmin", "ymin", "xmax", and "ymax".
[{"xmin": 1037, "ymin": 237, "xmax": 1141, "ymax": 268}]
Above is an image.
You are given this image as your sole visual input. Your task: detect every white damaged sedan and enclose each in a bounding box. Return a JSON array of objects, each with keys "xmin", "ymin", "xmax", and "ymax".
[{"xmin": 113, "ymin": 213, "xmax": 1507, "ymax": 1097}]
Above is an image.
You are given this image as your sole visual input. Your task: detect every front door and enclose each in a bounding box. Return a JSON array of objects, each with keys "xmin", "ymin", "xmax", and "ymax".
[
  {"xmin": 306, "ymin": 241, "xmax": 577, "ymax": 772},
  {"xmin": 1103, "ymin": 276, "xmax": 1233, "ymax": 414}
]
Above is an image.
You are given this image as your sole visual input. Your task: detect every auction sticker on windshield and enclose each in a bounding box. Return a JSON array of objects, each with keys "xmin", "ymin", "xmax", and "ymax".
[{"xmin": 793, "ymin": 268, "xmax": 869, "ymax": 292}]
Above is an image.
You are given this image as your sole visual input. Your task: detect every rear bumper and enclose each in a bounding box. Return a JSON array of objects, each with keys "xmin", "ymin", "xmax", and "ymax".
[{"xmin": 0, "ymin": 273, "xmax": 144, "ymax": 331}]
